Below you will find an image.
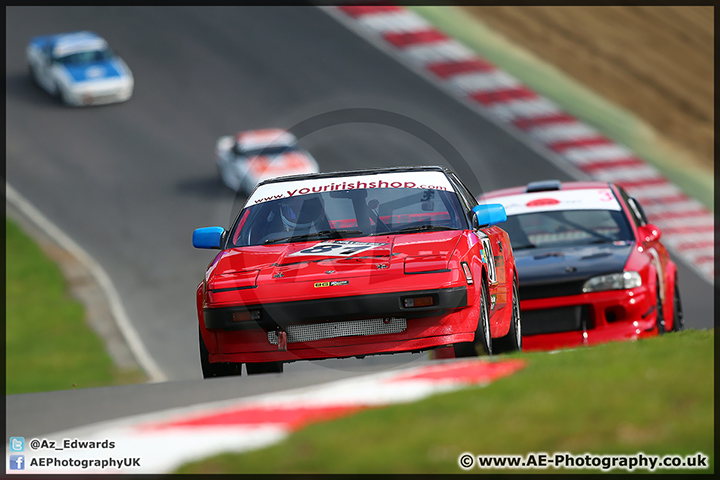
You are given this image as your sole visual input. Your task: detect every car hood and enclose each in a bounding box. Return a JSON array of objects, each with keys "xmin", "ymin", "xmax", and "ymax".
[
  {"xmin": 210, "ymin": 231, "xmax": 463, "ymax": 282},
  {"xmin": 62, "ymin": 59, "xmax": 127, "ymax": 84},
  {"xmin": 513, "ymin": 241, "xmax": 634, "ymax": 286}
]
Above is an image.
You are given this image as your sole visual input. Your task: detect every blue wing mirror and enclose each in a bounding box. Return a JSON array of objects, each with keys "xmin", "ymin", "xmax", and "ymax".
[
  {"xmin": 192, "ymin": 227, "xmax": 226, "ymax": 250},
  {"xmin": 473, "ymin": 204, "xmax": 507, "ymax": 228}
]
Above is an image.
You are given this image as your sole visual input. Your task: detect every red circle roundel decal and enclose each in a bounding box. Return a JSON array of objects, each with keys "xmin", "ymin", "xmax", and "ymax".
[{"xmin": 526, "ymin": 198, "xmax": 560, "ymax": 207}]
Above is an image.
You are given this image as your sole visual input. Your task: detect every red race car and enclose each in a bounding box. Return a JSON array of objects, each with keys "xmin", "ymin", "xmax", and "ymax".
[
  {"xmin": 193, "ymin": 166, "xmax": 521, "ymax": 377},
  {"xmin": 480, "ymin": 180, "xmax": 683, "ymax": 352}
]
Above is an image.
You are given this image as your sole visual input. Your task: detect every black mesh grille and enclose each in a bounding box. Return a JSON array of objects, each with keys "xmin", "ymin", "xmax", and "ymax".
[
  {"xmin": 519, "ymin": 280, "xmax": 586, "ymax": 300},
  {"xmin": 267, "ymin": 317, "xmax": 407, "ymax": 344},
  {"xmin": 522, "ymin": 305, "xmax": 592, "ymax": 335}
]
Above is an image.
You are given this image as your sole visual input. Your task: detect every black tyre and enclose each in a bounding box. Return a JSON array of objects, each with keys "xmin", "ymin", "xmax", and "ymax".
[
  {"xmin": 246, "ymin": 362, "xmax": 284, "ymax": 375},
  {"xmin": 655, "ymin": 280, "xmax": 666, "ymax": 335},
  {"xmin": 672, "ymin": 277, "xmax": 684, "ymax": 332},
  {"xmin": 454, "ymin": 279, "xmax": 492, "ymax": 357},
  {"xmin": 493, "ymin": 276, "xmax": 522, "ymax": 354},
  {"xmin": 199, "ymin": 329, "xmax": 241, "ymax": 378}
]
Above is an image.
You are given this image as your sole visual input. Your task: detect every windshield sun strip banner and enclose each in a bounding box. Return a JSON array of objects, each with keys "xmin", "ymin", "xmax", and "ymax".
[
  {"xmin": 487, "ymin": 189, "xmax": 622, "ymax": 216},
  {"xmin": 246, "ymin": 171, "xmax": 455, "ymax": 206}
]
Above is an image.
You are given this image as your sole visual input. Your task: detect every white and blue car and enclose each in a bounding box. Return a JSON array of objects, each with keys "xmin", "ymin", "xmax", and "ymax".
[{"xmin": 26, "ymin": 31, "xmax": 133, "ymax": 106}]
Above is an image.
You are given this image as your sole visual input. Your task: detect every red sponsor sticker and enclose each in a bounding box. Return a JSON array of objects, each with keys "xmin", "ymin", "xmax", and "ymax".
[{"xmin": 526, "ymin": 198, "xmax": 560, "ymax": 207}]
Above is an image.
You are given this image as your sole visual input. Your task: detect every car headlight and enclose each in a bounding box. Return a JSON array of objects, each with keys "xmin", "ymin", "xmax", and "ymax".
[{"xmin": 582, "ymin": 271, "xmax": 642, "ymax": 293}]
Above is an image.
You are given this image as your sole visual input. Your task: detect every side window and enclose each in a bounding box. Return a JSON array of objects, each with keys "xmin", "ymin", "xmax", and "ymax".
[
  {"xmin": 616, "ymin": 186, "xmax": 646, "ymax": 227},
  {"xmin": 628, "ymin": 198, "xmax": 648, "ymax": 225},
  {"xmin": 447, "ymin": 173, "xmax": 477, "ymax": 227},
  {"xmin": 449, "ymin": 173, "xmax": 478, "ymax": 208}
]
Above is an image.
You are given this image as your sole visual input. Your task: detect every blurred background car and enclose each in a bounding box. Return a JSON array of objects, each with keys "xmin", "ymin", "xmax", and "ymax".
[
  {"xmin": 26, "ymin": 30, "xmax": 133, "ymax": 106},
  {"xmin": 480, "ymin": 180, "xmax": 683, "ymax": 352},
  {"xmin": 215, "ymin": 128, "xmax": 319, "ymax": 197}
]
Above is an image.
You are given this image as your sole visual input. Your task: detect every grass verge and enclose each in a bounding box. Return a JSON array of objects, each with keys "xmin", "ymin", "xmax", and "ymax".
[
  {"xmin": 176, "ymin": 329, "xmax": 713, "ymax": 474},
  {"xmin": 6, "ymin": 218, "xmax": 145, "ymax": 394},
  {"xmin": 405, "ymin": 6, "xmax": 713, "ymax": 210}
]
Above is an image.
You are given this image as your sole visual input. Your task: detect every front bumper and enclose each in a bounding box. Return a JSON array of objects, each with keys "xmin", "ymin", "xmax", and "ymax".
[
  {"xmin": 65, "ymin": 81, "xmax": 133, "ymax": 106},
  {"xmin": 204, "ymin": 287, "xmax": 468, "ymax": 330},
  {"xmin": 202, "ymin": 286, "xmax": 481, "ymax": 363},
  {"xmin": 520, "ymin": 287, "xmax": 657, "ymax": 352}
]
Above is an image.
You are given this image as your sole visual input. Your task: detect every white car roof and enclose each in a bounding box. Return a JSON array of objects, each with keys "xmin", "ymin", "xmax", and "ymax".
[
  {"xmin": 487, "ymin": 188, "xmax": 622, "ymax": 216},
  {"xmin": 236, "ymin": 129, "xmax": 296, "ymax": 150},
  {"xmin": 53, "ymin": 32, "xmax": 108, "ymax": 57}
]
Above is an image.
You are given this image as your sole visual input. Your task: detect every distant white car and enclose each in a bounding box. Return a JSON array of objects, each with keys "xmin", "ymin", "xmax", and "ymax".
[
  {"xmin": 26, "ymin": 31, "xmax": 133, "ymax": 106},
  {"xmin": 216, "ymin": 129, "xmax": 319, "ymax": 196}
]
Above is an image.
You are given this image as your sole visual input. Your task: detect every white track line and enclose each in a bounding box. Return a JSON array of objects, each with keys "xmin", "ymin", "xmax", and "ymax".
[{"xmin": 6, "ymin": 182, "xmax": 166, "ymax": 383}]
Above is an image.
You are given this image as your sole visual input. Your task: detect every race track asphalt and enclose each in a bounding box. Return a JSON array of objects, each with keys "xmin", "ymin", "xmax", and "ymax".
[{"xmin": 5, "ymin": 6, "xmax": 714, "ymax": 436}]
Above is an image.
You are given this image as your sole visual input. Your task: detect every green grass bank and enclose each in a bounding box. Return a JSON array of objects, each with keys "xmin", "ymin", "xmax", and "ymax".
[
  {"xmin": 6, "ymin": 218, "xmax": 145, "ymax": 394},
  {"xmin": 176, "ymin": 329, "xmax": 713, "ymax": 474}
]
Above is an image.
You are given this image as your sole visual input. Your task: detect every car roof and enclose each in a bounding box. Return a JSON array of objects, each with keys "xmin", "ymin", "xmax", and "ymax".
[
  {"xmin": 480, "ymin": 180, "xmax": 626, "ymax": 216},
  {"xmin": 235, "ymin": 129, "xmax": 296, "ymax": 146},
  {"xmin": 51, "ymin": 31, "xmax": 108, "ymax": 57},
  {"xmin": 257, "ymin": 165, "xmax": 453, "ymax": 186},
  {"xmin": 480, "ymin": 180, "xmax": 612, "ymax": 200}
]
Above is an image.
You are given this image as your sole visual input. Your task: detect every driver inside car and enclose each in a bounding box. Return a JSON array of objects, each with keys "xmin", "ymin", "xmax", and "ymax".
[{"xmin": 278, "ymin": 195, "xmax": 330, "ymax": 235}]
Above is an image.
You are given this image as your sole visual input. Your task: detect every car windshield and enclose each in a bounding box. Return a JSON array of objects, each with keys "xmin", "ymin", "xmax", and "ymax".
[
  {"xmin": 229, "ymin": 187, "xmax": 467, "ymax": 247},
  {"xmin": 54, "ymin": 49, "xmax": 114, "ymax": 65},
  {"xmin": 502, "ymin": 209, "xmax": 634, "ymax": 250},
  {"xmin": 235, "ymin": 145, "xmax": 296, "ymax": 157}
]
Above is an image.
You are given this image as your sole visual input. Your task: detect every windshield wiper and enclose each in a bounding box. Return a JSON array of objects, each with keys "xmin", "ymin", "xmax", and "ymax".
[
  {"xmin": 264, "ymin": 229, "xmax": 364, "ymax": 244},
  {"xmin": 394, "ymin": 225, "xmax": 459, "ymax": 234}
]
